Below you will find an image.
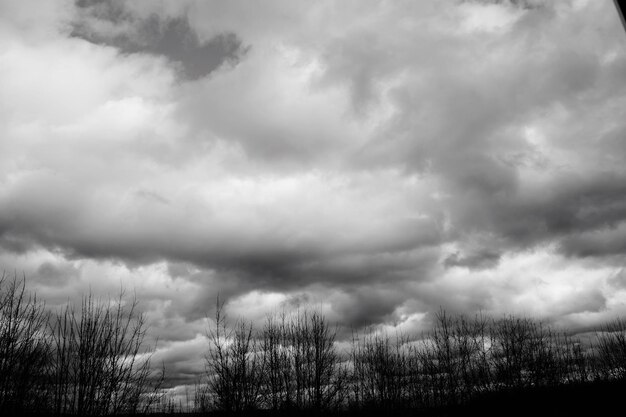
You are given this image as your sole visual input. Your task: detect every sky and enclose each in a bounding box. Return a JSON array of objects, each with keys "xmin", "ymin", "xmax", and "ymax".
[{"xmin": 1, "ymin": 0, "xmax": 626, "ymax": 388}]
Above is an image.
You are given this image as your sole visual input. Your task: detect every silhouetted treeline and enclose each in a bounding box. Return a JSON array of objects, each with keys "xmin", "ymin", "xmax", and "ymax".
[
  {"xmin": 202, "ymin": 304, "xmax": 347, "ymax": 414},
  {"xmin": 0, "ymin": 274, "xmax": 161, "ymax": 416},
  {"xmin": 202, "ymin": 306, "xmax": 626, "ymax": 415},
  {"xmin": 4, "ymin": 274, "xmax": 626, "ymax": 416}
]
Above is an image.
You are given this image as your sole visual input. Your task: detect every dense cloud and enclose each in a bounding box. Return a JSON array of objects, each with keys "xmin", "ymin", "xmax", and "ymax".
[
  {"xmin": 1, "ymin": 0, "xmax": 626, "ymax": 387},
  {"xmin": 72, "ymin": 0, "xmax": 246, "ymax": 80}
]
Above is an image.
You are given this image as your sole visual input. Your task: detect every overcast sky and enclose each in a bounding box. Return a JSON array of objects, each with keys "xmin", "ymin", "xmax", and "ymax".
[{"xmin": 1, "ymin": 0, "xmax": 626, "ymax": 388}]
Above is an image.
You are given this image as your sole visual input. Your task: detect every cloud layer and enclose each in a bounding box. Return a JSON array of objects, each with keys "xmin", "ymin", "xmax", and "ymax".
[{"xmin": 1, "ymin": 0, "xmax": 626, "ymax": 386}]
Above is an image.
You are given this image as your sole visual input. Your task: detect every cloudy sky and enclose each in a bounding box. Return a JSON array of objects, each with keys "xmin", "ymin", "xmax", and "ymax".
[{"xmin": 1, "ymin": 0, "xmax": 626, "ymax": 387}]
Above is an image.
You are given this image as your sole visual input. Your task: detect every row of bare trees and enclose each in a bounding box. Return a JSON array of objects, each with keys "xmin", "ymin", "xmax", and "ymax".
[
  {"xmin": 203, "ymin": 304, "xmax": 347, "ymax": 413},
  {"xmin": 5, "ymin": 272, "xmax": 626, "ymax": 415},
  {"xmin": 348, "ymin": 311, "xmax": 594, "ymax": 412},
  {"xmin": 203, "ymin": 307, "xmax": 626, "ymax": 414},
  {"xmin": 0, "ymin": 274, "xmax": 159, "ymax": 415}
]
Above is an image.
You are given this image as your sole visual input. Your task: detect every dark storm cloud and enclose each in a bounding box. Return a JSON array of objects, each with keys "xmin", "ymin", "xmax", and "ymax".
[
  {"xmin": 333, "ymin": 286, "xmax": 411, "ymax": 328},
  {"xmin": 561, "ymin": 225, "xmax": 626, "ymax": 258},
  {"xmin": 71, "ymin": 0, "xmax": 246, "ymax": 80},
  {"xmin": 161, "ymin": 245, "xmax": 439, "ymax": 326},
  {"xmin": 432, "ymin": 170, "xmax": 626, "ymax": 254},
  {"xmin": 537, "ymin": 177, "xmax": 626, "ymax": 235},
  {"xmin": 0, "ymin": 164, "xmax": 438, "ymax": 313}
]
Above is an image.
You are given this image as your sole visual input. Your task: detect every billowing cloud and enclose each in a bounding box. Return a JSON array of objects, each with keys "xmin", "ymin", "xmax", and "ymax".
[{"xmin": 1, "ymin": 0, "xmax": 626, "ymax": 387}]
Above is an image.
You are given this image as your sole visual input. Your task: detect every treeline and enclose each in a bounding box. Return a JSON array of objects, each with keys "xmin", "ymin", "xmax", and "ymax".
[
  {"xmin": 198, "ymin": 306, "xmax": 347, "ymax": 414},
  {"xmin": 0, "ymin": 274, "xmax": 161, "ymax": 416},
  {"xmin": 4, "ymin": 274, "xmax": 626, "ymax": 416},
  {"xmin": 201, "ymin": 305, "xmax": 626, "ymax": 415}
]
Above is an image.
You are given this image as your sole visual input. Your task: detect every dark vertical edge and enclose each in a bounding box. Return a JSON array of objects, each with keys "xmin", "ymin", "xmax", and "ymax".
[{"xmin": 613, "ymin": 0, "xmax": 626, "ymax": 35}]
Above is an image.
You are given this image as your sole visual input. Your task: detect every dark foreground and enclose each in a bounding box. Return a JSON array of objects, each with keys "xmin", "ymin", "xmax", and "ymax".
[
  {"xmin": 16, "ymin": 379, "xmax": 617, "ymax": 417},
  {"xmin": 227, "ymin": 379, "xmax": 623, "ymax": 417},
  {"xmin": 446, "ymin": 379, "xmax": 626, "ymax": 417}
]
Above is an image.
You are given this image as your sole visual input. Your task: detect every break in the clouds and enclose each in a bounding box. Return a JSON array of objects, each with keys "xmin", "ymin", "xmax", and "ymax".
[{"xmin": 1, "ymin": 0, "xmax": 626, "ymax": 386}]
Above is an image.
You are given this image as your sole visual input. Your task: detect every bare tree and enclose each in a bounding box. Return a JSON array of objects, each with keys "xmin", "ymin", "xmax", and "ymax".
[
  {"xmin": 350, "ymin": 330, "xmax": 412, "ymax": 411},
  {"xmin": 595, "ymin": 318, "xmax": 626, "ymax": 380},
  {"xmin": 260, "ymin": 313, "xmax": 290, "ymax": 411},
  {"xmin": 0, "ymin": 273, "xmax": 51, "ymax": 414},
  {"xmin": 8, "ymin": 273, "xmax": 626, "ymax": 415},
  {"xmin": 260, "ymin": 309, "xmax": 347, "ymax": 413},
  {"xmin": 49, "ymin": 291, "xmax": 154, "ymax": 416},
  {"xmin": 206, "ymin": 299, "xmax": 265, "ymax": 413}
]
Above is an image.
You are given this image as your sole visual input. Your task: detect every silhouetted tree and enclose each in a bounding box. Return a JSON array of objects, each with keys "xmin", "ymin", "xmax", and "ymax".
[
  {"xmin": 595, "ymin": 318, "xmax": 626, "ymax": 380},
  {"xmin": 206, "ymin": 299, "xmax": 265, "ymax": 413},
  {"xmin": 0, "ymin": 274, "xmax": 51, "ymax": 414},
  {"xmin": 49, "ymin": 292, "xmax": 154, "ymax": 415}
]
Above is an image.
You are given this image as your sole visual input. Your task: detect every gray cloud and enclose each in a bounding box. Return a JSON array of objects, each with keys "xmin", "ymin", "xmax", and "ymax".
[
  {"xmin": 33, "ymin": 261, "xmax": 80, "ymax": 287},
  {"xmin": 561, "ymin": 223, "xmax": 626, "ymax": 258},
  {"xmin": 461, "ymin": 0, "xmax": 546, "ymax": 8},
  {"xmin": 608, "ymin": 268, "xmax": 626, "ymax": 289},
  {"xmin": 71, "ymin": 0, "xmax": 247, "ymax": 80},
  {"xmin": 444, "ymin": 250, "xmax": 502, "ymax": 270}
]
